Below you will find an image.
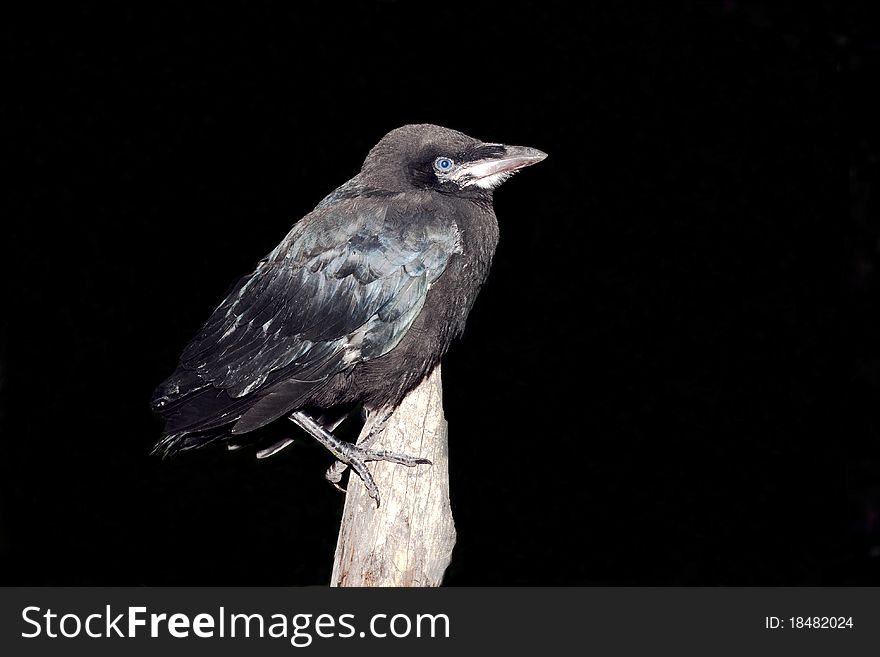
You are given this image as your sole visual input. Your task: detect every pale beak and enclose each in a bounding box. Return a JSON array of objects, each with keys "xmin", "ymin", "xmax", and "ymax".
[{"xmin": 450, "ymin": 144, "xmax": 548, "ymax": 189}]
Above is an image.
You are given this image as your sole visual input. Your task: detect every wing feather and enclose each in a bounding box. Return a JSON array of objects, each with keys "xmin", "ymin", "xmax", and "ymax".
[{"xmin": 152, "ymin": 190, "xmax": 461, "ymax": 440}]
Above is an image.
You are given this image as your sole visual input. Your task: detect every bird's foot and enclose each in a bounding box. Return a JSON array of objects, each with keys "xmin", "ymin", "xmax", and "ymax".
[
  {"xmin": 325, "ymin": 460, "xmax": 348, "ymax": 490},
  {"xmin": 289, "ymin": 409, "xmax": 430, "ymax": 507},
  {"xmin": 331, "ymin": 443, "xmax": 431, "ymax": 507},
  {"xmin": 323, "ymin": 406, "xmax": 394, "ymax": 487}
]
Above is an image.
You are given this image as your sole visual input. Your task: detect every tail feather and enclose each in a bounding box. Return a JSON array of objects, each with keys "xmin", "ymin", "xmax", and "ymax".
[
  {"xmin": 152, "ymin": 358, "xmax": 336, "ymax": 456},
  {"xmin": 151, "ymin": 375, "xmax": 328, "ymax": 457}
]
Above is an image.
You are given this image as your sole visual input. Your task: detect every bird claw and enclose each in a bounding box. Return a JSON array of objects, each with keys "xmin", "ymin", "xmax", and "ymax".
[
  {"xmin": 330, "ymin": 446, "xmax": 431, "ymax": 508},
  {"xmin": 288, "ymin": 410, "xmax": 430, "ymax": 509},
  {"xmin": 360, "ymin": 448, "xmax": 432, "ymax": 467},
  {"xmin": 325, "ymin": 460, "xmax": 347, "ymax": 485}
]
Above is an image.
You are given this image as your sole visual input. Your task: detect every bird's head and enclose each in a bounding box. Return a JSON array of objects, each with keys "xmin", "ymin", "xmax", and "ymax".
[{"xmin": 360, "ymin": 124, "xmax": 547, "ymax": 197}]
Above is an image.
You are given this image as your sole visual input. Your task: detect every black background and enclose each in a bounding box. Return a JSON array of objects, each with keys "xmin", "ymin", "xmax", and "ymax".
[{"xmin": 3, "ymin": 1, "xmax": 880, "ymax": 585}]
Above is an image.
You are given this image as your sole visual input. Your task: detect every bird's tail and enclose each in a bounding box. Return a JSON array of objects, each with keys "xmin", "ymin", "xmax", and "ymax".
[{"xmin": 150, "ymin": 375, "xmax": 255, "ymax": 454}]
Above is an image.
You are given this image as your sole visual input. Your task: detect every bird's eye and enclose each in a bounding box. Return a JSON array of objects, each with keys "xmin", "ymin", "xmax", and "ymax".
[{"xmin": 434, "ymin": 157, "xmax": 454, "ymax": 173}]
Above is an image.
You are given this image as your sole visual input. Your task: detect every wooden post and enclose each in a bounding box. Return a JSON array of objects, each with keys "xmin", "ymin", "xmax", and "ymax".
[{"xmin": 331, "ymin": 365, "xmax": 456, "ymax": 586}]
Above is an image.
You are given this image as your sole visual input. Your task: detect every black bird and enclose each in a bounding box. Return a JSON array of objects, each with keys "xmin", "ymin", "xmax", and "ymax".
[{"xmin": 152, "ymin": 124, "xmax": 546, "ymax": 504}]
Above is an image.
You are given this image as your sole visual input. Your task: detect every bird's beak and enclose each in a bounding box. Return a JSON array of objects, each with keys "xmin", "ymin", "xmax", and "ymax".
[{"xmin": 450, "ymin": 144, "xmax": 548, "ymax": 190}]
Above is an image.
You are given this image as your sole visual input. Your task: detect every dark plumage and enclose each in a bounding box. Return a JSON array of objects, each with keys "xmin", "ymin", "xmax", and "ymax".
[{"xmin": 151, "ymin": 124, "xmax": 545, "ymax": 501}]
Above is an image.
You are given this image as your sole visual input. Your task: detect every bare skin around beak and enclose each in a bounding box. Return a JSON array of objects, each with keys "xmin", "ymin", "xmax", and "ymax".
[{"xmin": 451, "ymin": 144, "xmax": 548, "ymax": 189}]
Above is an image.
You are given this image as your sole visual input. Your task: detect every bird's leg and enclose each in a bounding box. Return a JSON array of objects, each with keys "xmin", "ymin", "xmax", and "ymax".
[
  {"xmin": 289, "ymin": 409, "xmax": 430, "ymax": 507},
  {"xmin": 324, "ymin": 406, "xmax": 395, "ymax": 487},
  {"xmin": 319, "ymin": 408, "xmax": 364, "ymax": 491},
  {"xmin": 251, "ymin": 409, "xmax": 353, "ymax": 460}
]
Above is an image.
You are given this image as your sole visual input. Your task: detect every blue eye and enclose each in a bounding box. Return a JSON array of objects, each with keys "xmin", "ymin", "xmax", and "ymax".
[{"xmin": 434, "ymin": 157, "xmax": 454, "ymax": 172}]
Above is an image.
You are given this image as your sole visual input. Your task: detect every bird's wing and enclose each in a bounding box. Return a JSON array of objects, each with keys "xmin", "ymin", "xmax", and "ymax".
[{"xmin": 152, "ymin": 192, "xmax": 460, "ymax": 436}]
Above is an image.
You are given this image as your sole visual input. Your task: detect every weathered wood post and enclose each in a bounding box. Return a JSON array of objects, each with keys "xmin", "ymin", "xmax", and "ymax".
[{"xmin": 331, "ymin": 365, "xmax": 456, "ymax": 586}]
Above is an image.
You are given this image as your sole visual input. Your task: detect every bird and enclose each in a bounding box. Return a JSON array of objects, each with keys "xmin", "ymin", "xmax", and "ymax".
[{"xmin": 151, "ymin": 124, "xmax": 546, "ymax": 505}]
